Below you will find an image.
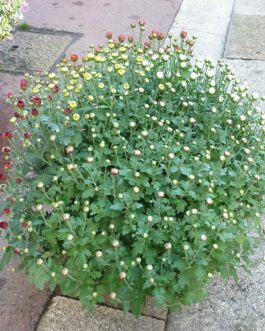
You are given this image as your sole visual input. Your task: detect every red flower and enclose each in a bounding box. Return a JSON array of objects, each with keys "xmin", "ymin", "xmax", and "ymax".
[
  {"xmin": 4, "ymin": 161, "xmax": 12, "ymax": 169},
  {"xmin": 0, "ymin": 222, "xmax": 8, "ymax": 230},
  {"xmin": 24, "ymin": 133, "xmax": 30, "ymax": 139},
  {"xmin": 21, "ymin": 222, "xmax": 28, "ymax": 228},
  {"xmin": 64, "ymin": 108, "xmax": 72, "ymax": 115},
  {"xmin": 118, "ymin": 35, "xmax": 125, "ymax": 42},
  {"xmin": 16, "ymin": 178, "xmax": 22, "ymax": 184},
  {"xmin": 20, "ymin": 79, "xmax": 28, "ymax": 90},
  {"xmin": 0, "ymin": 132, "xmax": 12, "ymax": 139},
  {"xmin": 53, "ymin": 85, "xmax": 59, "ymax": 93},
  {"xmin": 14, "ymin": 248, "xmax": 20, "ymax": 254},
  {"xmin": 47, "ymin": 95, "xmax": 53, "ymax": 102},
  {"xmin": 106, "ymin": 32, "xmax": 113, "ymax": 39},
  {"xmin": 3, "ymin": 208, "xmax": 11, "ymax": 215},
  {"xmin": 71, "ymin": 54, "xmax": 78, "ymax": 62},
  {"xmin": 180, "ymin": 31, "xmax": 188, "ymax": 38},
  {"xmin": 1, "ymin": 146, "xmax": 10, "ymax": 153},
  {"xmin": 14, "ymin": 112, "xmax": 22, "ymax": 118},
  {"xmin": 17, "ymin": 100, "xmax": 25, "ymax": 109},
  {"xmin": 32, "ymin": 97, "xmax": 41, "ymax": 106},
  {"xmin": 32, "ymin": 108, "xmax": 39, "ymax": 116},
  {"xmin": 7, "ymin": 92, "xmax": 14, "ymax": 99},
  {"xmin": 0, "ymin": 174, "xmax": 6, "ymax": 182}
]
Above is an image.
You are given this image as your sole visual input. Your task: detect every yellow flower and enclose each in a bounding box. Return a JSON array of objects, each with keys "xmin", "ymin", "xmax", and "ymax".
[
  {"xmin": 83, "ymin": 72, "xmax": 92, "ymax": 81},
  {"xmin": 118, "ymin": 68, "xmax": 125, "ymax": 76},
  {"xmin": 123, "ymin": 83, "xmax": 129, "ymax": 90},
  {"xmin": 69, "ymin": 101, "xmax": 77, "ymax": 109},
  {"xmin": 10, "ymin": 117, "xmax": 17, "ymax": 123},
  {"xmin": 158, "ymin": 84, "xmax": 165, "ymax": 91},
  {"xmin": 48, "ymin": 72, "xmax": 56, "ymax": 79},
  {"xmin": 98, "ymin": 83, "xmax": 105, "ymax": 89},
  {"xmin": 88, "ymin": 95, "xmax": 94, "ymax": 102},
  {"xmin": 73, "ymin": 113, "xmax": 80, "ymax": 121}
]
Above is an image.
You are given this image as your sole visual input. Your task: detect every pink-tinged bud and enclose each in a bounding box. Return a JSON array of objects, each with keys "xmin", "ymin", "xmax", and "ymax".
[
  {"xmin": 65, "ymin": 145, "xmax": 74, "ymax": 154},
  {"xmin": 20, "ymin": 79, "xmax": 28, "ymax": 90},
  {"xmin": 118, "ymin": 34, "xmax": 125, "ymax": 42},
  {"xmin": 109, "ymin": 167, "xmax": 119, "ymax": 176},
  {"xmin": 128, "ymin": 35, "xmax": 133, "ymax": 43},
  {"xmin": 156, "ymin": 191, "xmax": 165, "ymax": 198},
  {"xmin": 180, "ymin": 31, "xmax": 188, "ymax": 38},
  {"xmin": 139, "ymin": 20, "xmax": 145, "ymax": 26},
  {"xmin": 106, "ymin": 32, "xmax": 113, "ymax": 39},
  {"xmin": 158, "ymin": 32, "xmax": 164, "ymax": 41}
]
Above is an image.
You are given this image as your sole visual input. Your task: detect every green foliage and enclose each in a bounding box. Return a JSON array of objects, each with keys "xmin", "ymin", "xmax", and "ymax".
[{"xmin": 1, "ymin": 26, "xmax": 265, "ymax": 316}]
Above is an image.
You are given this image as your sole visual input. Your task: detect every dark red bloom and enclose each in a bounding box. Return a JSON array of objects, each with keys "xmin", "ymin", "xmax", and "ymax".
[
  {"xmin": 0, "ymin": 222, "xmax": 8, "ymax": 230},
  {"xmin": 53, "ymin": 85, "xmax": 59, "ymax": 93},
  {"xmin": 180, "ymin": 31, "xmax": 188, "ymax": 38},
  {"xmin": 32, "ymin": 108, "xmax": 39, "ymax": 116},
  {"xmin": 21, "ymin": 222, "xmax": 28, "ymax": 228},
  {"xmin": 47, "ymin": 95, "xmax": 53, "ymax": 102},
  {"xmin": 0, "ymin": 132, "xmax": 12, "ymax": 139},
  {"xmin": 118, "ymin": 34, "xmax": 125, "ymax": 42},
  {"xmin": 0, "ymin": 174, "xmax": 6, "ymax": 182},
  {"xmin": 1, "ymin": 146, "xmax": 10, "ymax": 153},
  {"xmin": 14, "ymin": 112, "xmax": 22, "ymax": 118},
  {"xmin": 14, "ymin": 248, "xmax": 20, "ymax": 254},
  {"xmin": 20, "ymin": 79, "xmax": 28, "ymax": 90},
  {"xmin": 16, "ymin": 178, "xmax": 22, "ymax": 184},
  {"xmin": 24, "ymin": 133, "xmax": 30, "ymax": 139},
  {"xmin": 7, "ymin": 92, "xmax": 14, "ymax": 99},
  {"xmin": 17, "ymin": 100, "xmax": 25, "ymax": 109},
  {"xmin": 3, "ymin": 208, "xmax": 11, "ymax": 215},
  {"xmin": 4, "ymin": 161, "xmax": 12, "ymax": 169},
  {"xmin": 64, "ymin": 108, "xmax": 72, "ymax": 115},
  {"xmin": 32, "ymin": 97, "xmax": 41, "ymax": 106},
  {"xmin": 71, "ymin": 54, "xmax": 78, "ymax": 62},
  {"xmin": 106, "ymin": 32, "xmax": 113, "ymax": 39}
]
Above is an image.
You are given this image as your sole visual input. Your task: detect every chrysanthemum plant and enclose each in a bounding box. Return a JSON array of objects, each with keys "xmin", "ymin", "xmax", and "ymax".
[
  {"xmin": 1, "ymin": 22, "xmax": 265, "ymax": 316},
  {"xmin": 0, "ymin": 0, "xmax": 29, "ymax": 41}
]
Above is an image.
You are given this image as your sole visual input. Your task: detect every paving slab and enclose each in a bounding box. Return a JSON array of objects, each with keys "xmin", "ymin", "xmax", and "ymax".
[
  {"xmin": 168, "ymin": 0, "xmax": 234, "ymax": 59},
  {"xmin": 234, "ymin": 0, "xmax": 265, "ymax": 16},
  {"xmin": 0, "ymin": 238, "xmax": 51, "ymax": 331},
  {"xmin": 225, "ymin": 15, "xmax": 265, "ymax": 60},
  {"xmin": 24, "ymin": 0, "xmax": 182, "ymax": 56},
  {"xmin": 166, "ymin": 241, "xmax": 265, "ymax": 331},
  {"xmin": 224, "ymin": 59, "xmax": 265, "ymax": 96},
  {"xmin": 37, "ymin": 296, "xmax": 166, "ymax": 331}
]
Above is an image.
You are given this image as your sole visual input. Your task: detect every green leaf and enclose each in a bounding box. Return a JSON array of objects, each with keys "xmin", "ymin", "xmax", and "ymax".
[{"xmin": 0, "ymin": 246, "xmax": 13, "ymax": 271}]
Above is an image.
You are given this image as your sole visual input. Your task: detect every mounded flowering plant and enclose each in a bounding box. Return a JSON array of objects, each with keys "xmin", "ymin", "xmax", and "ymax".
[
  {"xmin": 0, "ymin": 0, "xmax": 29, "ymax": 41},
  {"xmin": 1, "ymin": 23, "xmax": 265, "ymax": 316}
]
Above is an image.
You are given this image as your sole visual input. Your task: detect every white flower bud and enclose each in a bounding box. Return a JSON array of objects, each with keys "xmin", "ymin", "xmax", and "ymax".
[
  {"xmin": 164, "ymin": 243, "xmax": 172, "ymax": 250},
  {"xmin": 61, "ymin": 268, "xmax": 69, "ymax": 276},
  {"xmin": 96, "ymin": 251, "xmax": 103, "ymax": 258},
  {"xmin": 146, "ymin": 264, "xmax": 153, "ymax": 271},
  {"xmin": 112, "ymin": 240, "xmax": 119, "ymax": 247}
]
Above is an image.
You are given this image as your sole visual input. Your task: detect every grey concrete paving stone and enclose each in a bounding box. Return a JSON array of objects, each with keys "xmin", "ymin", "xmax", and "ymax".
[
  {"xmin": 37, "ymin": 296, "xmax": 166, "ymax": 331},
  {"xmin": 166, "ymin": 241, "xmax": 265, "ymax": 331},
  {"xmin": 171, "ymin": 0, "xmax": 234, "ymax": 35},
  {"xmin": 225, "ymin": 15, "xmax": 265, "ymax": 60},
  {"xmin": 224, "ymin": 59, "xmax": 265, "ymax": 96},
  {"xmin": 168, "ymin": 0, "xmax": 234, "ymax": 60},
  {"xmin": 234, "ymin": 0, "xmax": 265, "ymax": 16}
]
